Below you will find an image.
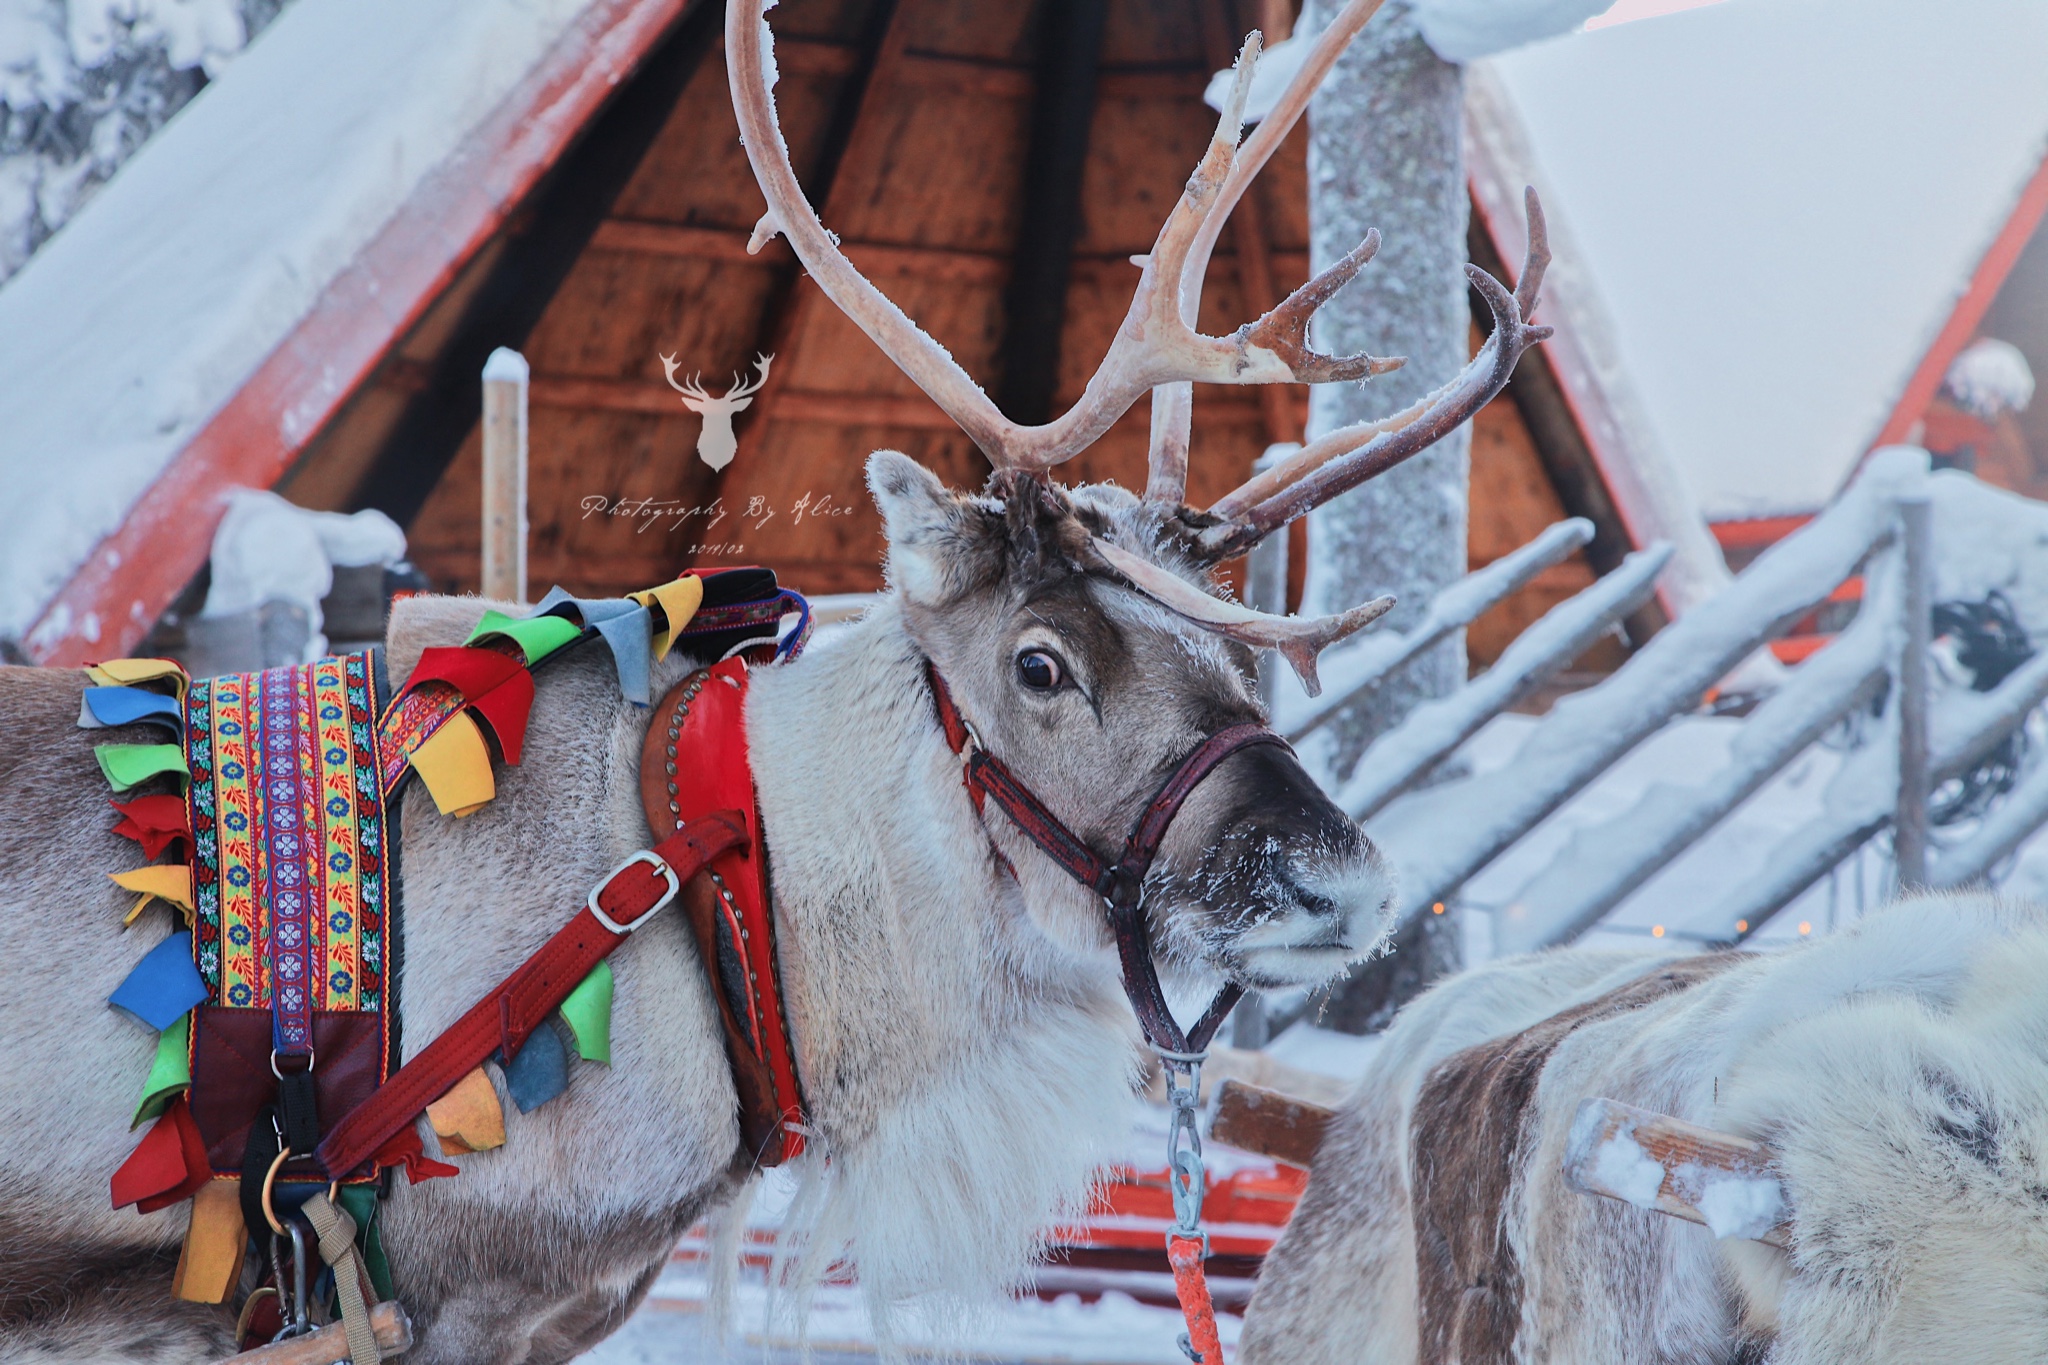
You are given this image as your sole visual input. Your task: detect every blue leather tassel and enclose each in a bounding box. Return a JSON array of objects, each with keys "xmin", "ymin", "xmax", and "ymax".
[
  {"xmin": 109, "ymin": 931, "xmax": 208, "ymax": 1031},
  {"xmin": 79, "ymin": 686, "xmax": 182, "ymax": 732},
  {"xmin": 532, "ymin": 588, "xmax": 653, "ymax": 705},
  {"xmin": 501, "ymin": 1017, "xmax": 570, "ymax": 1113}
]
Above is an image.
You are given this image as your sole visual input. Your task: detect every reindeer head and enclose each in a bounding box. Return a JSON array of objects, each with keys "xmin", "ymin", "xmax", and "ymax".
[
  {"xmin": 727, "ymin": 0, "xmax": 1551, "ymax": 988},
  {"xmin": 661, "ymin": 352, "xmax": 772, "ymax": 471}
]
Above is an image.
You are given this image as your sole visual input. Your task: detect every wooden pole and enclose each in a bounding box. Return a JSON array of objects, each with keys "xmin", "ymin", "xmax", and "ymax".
[
  {"xmin": 1563, "ymin": 1097, "xmax": 1789, "ymax": 1248},
  {"xmin": 1895, "ymin": 491, "xmax": 1933, "ymax": 890},
  {"xmin": 480, "ymin": 347, "xmax": 529, "ymax": 604},
  {"xmin": 217, "ymin": 1300, "xmax": 412, "ymax": 1363}
]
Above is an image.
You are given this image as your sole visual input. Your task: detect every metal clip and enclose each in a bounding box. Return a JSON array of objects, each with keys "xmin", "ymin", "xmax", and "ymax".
[
  {"xmin": 274, "ymin": 1222, "xmax": 315, "ymax": 1340},
  {"xmin": 1157, "ymin": 1050, "xmax": 1208, "ymax": 1240}
]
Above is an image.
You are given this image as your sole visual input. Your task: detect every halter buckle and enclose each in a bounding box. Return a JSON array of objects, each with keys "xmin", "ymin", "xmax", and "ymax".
[{"xmin": 588, "ymin": 850, "xmax": 682, "ymax": 934}]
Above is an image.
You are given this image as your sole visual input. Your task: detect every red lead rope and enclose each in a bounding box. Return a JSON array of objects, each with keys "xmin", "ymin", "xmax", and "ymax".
[{"xmin": 1169, "ymin": 1234, "xmax": 1226, "ymax": 1364}]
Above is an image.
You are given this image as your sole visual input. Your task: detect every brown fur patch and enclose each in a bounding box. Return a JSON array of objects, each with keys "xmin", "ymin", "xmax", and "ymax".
[{"xmin": 1409, "ymin": 954, "xmax": 1743, "ymax": 1364}]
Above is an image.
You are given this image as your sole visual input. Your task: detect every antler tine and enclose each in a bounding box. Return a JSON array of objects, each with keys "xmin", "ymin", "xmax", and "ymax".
[
  {"xmin": 1143, "ymin": 0, "xmax": 1393, "ymax": 505},
  {"xmin": 1237, "ymin": 229, "xmax": 1404, "ymax": 383},
  {"xmin": 1195, "ymin": 190, "xmax": 1556, "ymax": 558},
  {"xmin": 1093, "ymin": 539, "xmax": 1393, "ymax": 696},
  {"xmin": 1515, "ymin": 185, "xmax": 1551, "ymax": 320},
  {"xmin": 728, "ymin": 352, "xmax": 774, "ymax": 401},
  {"xmin": 659, "ymin": 353, "xmax": 710, "ymax": 400},
  {"xmin": 726, "ymin": 0, "xmax": 1023, "ymax": 459}
]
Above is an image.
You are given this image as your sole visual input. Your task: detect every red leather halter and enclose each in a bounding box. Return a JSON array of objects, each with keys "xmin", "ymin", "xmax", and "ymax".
[{"xmin": 926, "ymin": 664, "xmax": 1285, "ymax": 1056}]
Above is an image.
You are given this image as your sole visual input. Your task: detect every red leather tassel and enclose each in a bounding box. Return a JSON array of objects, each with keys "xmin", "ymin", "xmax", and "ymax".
[
  {"xmin": 110, "ymin": 795, "xmax": 191, "ymax": 861},
  {"xmin": 111, "ymin": 1095, "xmax": 211, "ymax": 1213},
  {"xmin": 371, "ymin": 1125, "xmax": 460, "ymax": 1184},
  {"xmin": 401, "ymin": 647, "xmax": 536, "ymax": 765}
]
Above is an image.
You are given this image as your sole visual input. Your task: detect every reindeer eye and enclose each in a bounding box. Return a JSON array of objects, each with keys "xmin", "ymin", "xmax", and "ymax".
[{"xmin": 1016, "ymin": 649, "xmax": 1064, "ymax": 692}]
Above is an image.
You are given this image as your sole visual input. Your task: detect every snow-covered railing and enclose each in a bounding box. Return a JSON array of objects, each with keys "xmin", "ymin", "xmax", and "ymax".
[
  {"xmin": 1284, "ymin": 518, "xmax": 1596, "ymax": 742},
  {"xmin": 1367, "ymin": 450, "xmax": 1927, "ymax": 927},
  {"xmin": 1712, "ymin": 642, "xmax": 2048, "ymax": 938},
  {"xmin": 1495, "ymin": 547, "xmax": 1900, "ymax": 954},
  {"xmin": 1306, "ymin": 446, "xmax": 2048, "ymax": 963},
  {"xmin": 1334, "ymin": 541, "xmax": 1670, "ymax": 820}
]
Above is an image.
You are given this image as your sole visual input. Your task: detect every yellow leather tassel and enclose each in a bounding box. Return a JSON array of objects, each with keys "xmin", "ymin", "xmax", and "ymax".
[
  {"xmin": 426, "ymin": 1066, "xmax": 506, "ymax": 1156},
  {"xmin": 630, "ymin": 575, "xmax": 704, "ymax": 661},
  {"xmin": 110, "ymin": 865, "xmax": 194, "ymax": 926},
  {"xmin": 88, "ymin": 657, "xmax": 189, "ymax": 700},
  {"xmin": 172, "ymin": 1179, "xmax": 245, "ymax": 1304},
  {"xmin": 409, "ymin": 712, "xmax": 495, "ymax": 817}
]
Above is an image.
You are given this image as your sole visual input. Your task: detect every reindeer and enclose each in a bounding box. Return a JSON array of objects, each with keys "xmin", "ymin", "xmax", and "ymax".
[
  {"xmin": 0, "ymin": 0, "xmax": 1551, "ymax": 1359},
  {"xmin": 660, "ymin": 351, "xmax": 772, "ymax": 471},
  {"xmin": 1241, "ymin": 894, "xmax": 2048, "ymax": 1365}
]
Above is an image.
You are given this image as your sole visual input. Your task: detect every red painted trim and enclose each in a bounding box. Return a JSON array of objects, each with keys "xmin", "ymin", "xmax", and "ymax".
[
  {"xmin": 26, "ymin": 0, "xmax": 690, "ymax": 665},
  {"xmin": 1770, "ymin": 635, "xmax": 1832, "ymax": 665},
  {"xmin": 1870, "ymin": 147, "xmax": 2048, "ymax": 452},
  {"xmin": 1709, "ymin": 514, "xmax": 1813, "ymax": 552}
]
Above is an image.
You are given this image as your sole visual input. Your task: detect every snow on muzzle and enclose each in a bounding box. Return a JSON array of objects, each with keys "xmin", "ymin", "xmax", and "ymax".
[{"xmin": 1147, "ymin": 740, "xmax": 1397, "ymax": 990}]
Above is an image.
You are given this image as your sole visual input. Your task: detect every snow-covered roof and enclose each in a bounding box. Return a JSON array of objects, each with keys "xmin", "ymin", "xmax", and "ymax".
[
  {"xmin": 1483, "ymin": 0, "xmax": 2048, "ymax": 521},
  {"xmin": 0, "ymin": 0, "xmax": 680, "ymax": 661}
]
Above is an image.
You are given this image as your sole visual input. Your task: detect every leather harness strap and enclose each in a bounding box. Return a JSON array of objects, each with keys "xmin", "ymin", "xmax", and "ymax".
[
  {"xmin": 926, "ymin": 664, "xmax": 1280, "ymax": 1056},
  {"xmin": 312, "ymin": 813, "xmax": 748, "ymax": 1181},
  {"xmin": 641, "ymin": 658, "xmax": 808, "ymax": 1167}
]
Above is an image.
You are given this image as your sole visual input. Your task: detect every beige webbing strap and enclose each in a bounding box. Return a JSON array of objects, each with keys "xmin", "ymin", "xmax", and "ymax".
[{"xmin": 299, "ymin": 1193, "xmax": 380, "ymax": 1365}]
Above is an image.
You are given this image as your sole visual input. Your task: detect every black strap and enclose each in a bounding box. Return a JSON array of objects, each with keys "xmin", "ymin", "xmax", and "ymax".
[{"xmin": 240, "ymin": 1104, "xmax": 281, "ymax": 1240}]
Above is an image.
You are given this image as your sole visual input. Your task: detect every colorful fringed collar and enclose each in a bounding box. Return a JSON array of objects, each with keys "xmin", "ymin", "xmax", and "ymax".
[{"xmin": 87, "ymin": 567, "xmax": 808, "ymax": 1328}]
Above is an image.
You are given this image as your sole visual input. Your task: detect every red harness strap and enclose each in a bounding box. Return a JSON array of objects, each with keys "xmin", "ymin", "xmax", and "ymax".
[
  {"xmin": 311, "ymin": 813, "xmax": 748, "ymax": 1181},
  {"xmin": 642, "ymin": 656, "xmax": 808, "ymax": 1166}
]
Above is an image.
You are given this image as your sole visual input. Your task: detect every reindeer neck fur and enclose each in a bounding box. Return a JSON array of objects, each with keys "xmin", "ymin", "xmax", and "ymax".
[{"xmin": 744, "ymin": 595, "xmax": 1141, "ymax": 1315}]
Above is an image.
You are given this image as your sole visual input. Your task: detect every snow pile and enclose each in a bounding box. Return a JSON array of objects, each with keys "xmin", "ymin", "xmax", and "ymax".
[
  {"xmin": 201, "ymin": 489, "xmax": 402, "ymax": 660},
  {"xmin": 1692, "ymin": 1169, "xmax": 1786, "ymax": 1240},
  {"xmin": 0, "ymin": 0, "xmax": 282, "ymax": 281},
  {"xmin": 1942, "ymin": 337, "xmax": 2036, "ymax": 421},
  {"xmin": 1589, "ymin": 1128, "xmax": 1667, "ymax": 1209}
]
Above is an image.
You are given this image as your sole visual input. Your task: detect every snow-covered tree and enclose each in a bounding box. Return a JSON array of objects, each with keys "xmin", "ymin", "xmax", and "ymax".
[{"xmin": 0, "ymin": 0, "xmax": 287, "ymax": 281}]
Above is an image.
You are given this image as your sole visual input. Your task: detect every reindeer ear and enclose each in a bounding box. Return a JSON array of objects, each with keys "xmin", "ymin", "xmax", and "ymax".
[{"xmin": 867, "ymin": 450, "xmax": 994, "ymax": 607}]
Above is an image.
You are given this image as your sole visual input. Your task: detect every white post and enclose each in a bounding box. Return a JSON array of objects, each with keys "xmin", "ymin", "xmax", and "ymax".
[
  {"xmin": 1894, "ymin": 490, "xmax": 1933, "ymax": 889},
  {"xmin": 481, "ymin": 347, "xmax": 530, "ymax": 604}
]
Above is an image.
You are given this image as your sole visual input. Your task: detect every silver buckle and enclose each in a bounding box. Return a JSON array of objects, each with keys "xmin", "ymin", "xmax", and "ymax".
[{"xmin": 588, "ymin": 850, "xmax": 681, "ymax": 934}]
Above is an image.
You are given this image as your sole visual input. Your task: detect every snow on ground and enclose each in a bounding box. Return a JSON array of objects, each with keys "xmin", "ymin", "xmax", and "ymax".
[{"xmin": 586, "ymin": 1282, "xmax": 1232, "ymax": 1365}]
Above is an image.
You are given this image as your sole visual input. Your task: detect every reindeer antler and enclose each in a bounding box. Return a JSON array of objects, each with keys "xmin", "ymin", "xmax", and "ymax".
[
  {"xmin": 1093, "ymin": 540, "xmax": 1393, "ymax": 697},
  {"xmin": 1196, "ymin": 191, "xmax": 1553, "ymax": 557},
  {"xmin": 727, "ymin": 5, "xmax": 1394, "ymax": 475},
  {"xmin": 722, "ymin": 0, "xmax": 1550, "ymax": 694}
]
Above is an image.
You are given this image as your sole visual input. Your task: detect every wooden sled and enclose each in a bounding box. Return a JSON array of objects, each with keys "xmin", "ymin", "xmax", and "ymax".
[{"xmin": 217, "ymin": 1300, "xmax": 411, "ymax": 1364}]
